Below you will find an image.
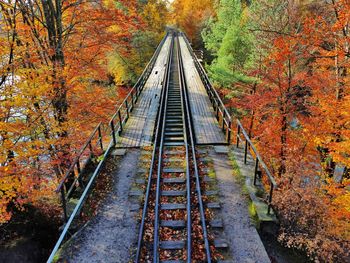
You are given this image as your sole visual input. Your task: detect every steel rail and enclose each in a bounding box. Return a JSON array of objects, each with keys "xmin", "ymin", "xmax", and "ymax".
[
  {"xmin": 177, "ymin": 35, "xmax": 192, "ymax": 263},
  {"xmin": 181, "ymin": 34, "xmax": 232, "ymax": 143},
  {"xmin": 109, "ymin": 33, "xmax": 169, "ymax": 144},
  {"xmin": 48, "ymin": 33, "xmax": 169, "ymax": 263},
  {"xmin": 135, "ymin": 34, "xmax": 174, "ymax": 263},
  {"xmin": 136, "ymin": 33, "xmax": 193, "ymax": 262},
  {"xmin": 176, "ymin": 36, "xmax": 193, "ymax": 263},
  {"xmin": 152, "ymin": 34, "xmax": 192, "ymax": 263},
  {"xmin": 152, "ymin": 34, "xmax": 174, "ymax": 263},
  {"xmin": 177, "ymin": 35, "xmax": 212, "ymax": 262},
  {"xmin": 153, "ymin": 34, "xmax": 192, "ymax": 262}
]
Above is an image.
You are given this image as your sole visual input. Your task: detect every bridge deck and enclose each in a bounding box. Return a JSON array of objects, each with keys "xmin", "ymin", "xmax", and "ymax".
[
  {"xmin": 117, "ymin": 36, "xmax": 171, "ymax": 147},
  {"xmin": 179, "ymin": 36, "xmax": 226, "ymax": 144},
  {"xmin": 118, "ymin": 35, "xmax": 225, "ymax": 147}
]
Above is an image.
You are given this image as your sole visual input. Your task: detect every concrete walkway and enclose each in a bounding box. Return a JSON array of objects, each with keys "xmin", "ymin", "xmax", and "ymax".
[
  {"xmin": 210, "ymin": 148, "xmax": 271, "ymax": 263},
  {"xmin": 118, "ymin": 36, "xmax": 171, "ymax": 147},
  {"xmin": 179, "ymin": 36, "xmax": 226, "ymax": 144},
  {"xmin": 63, "ymin": 149, "xmax": 140, "ymax": 263}
]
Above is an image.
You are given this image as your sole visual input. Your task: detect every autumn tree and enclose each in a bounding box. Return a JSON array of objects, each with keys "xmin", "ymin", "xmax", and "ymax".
[
  {"xmin": 171, "ymin": 0, "xmax": 214, "ymax": 46},
  {"xmin": 202, "ymin": 0, "xmax": 350, "ymax": 261},
  {"xmin": 108, "ymin": 0, "xmax": 169, "ymax": 85},
  {"xmin": 0, "ymin": 0, "xmax": 140, "ymax": 223}
]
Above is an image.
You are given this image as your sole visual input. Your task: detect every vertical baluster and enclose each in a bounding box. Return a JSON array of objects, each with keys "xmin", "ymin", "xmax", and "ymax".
[
  {"xmin": 222, "ymin": 111, "xmax": 226, "ymax": 131},
  {"xmin": 138, "ymin": 83, "xmax": 141, "ymax": 97},
  {"xmin": 60, "ymin": 187, "xmax": 68, "ymax": 222},
  {"xmin": 216, "ymin": 101, "xmax": 219, "ymax": 119},
  {"xmin": 131, "ymin": 91, "xmax": 134, "ymax": 110},
  {"xmin": 236, "ymin": 125, "xmax": 241, "ymax": 148},
  {"xmin": 98, "ymin": 125, "xmax": 103, "ymax": 151},
  {"xmin": 244, "ymin": 139, "xmax": 248, "ymax": 164},
  {"xmin": 268, "ymin": 182, "xmax": 274, "ymax": 215},
  {"xmin": 118, "ymin": 110, "xmax": 123, "ymax": 135},
  {"xmin": 110, "ymin": 119, "xmax": 116, "ymax": 145},
  {"xmin": 89, "ymin": 141, "xmax": 93, "ymax": 158},
  {"xmin": 125, "ymin": 100, "xmax": 129, "ymax": 119},
  {"xmin": 77, "ymin": 161, "xmax": 84, "ymax": 188},
  {"xmin": 227, "ymin": 120, "xmax": 232, "ymax": 144},
  {"xmin": 254, "ymin": 158, "xmax": 259, "ymax": 185},
  {"xmin": 76, "ymin": 159, "xmax": 81, "ymax": 174}
]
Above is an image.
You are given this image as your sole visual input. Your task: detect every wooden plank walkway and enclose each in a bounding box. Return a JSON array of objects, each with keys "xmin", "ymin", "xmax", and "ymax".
[
  {"xmin": 179, "ymin": 36, "xmax": 226, "ymax": 144},
  {"xmin": 117, "ymin": 36, "xmax": 171, "ymax": 147}
]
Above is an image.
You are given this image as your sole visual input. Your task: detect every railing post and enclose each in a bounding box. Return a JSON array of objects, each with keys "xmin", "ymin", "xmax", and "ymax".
[
  {"xmin": 110, "ymin": 120, "xmax": 117, "ymax": 145},
  {"xmin": 222, "ymin": 111, "xmax": 226, "ymax": 131},
  {"xmin": 76, "ymin": 160, "xmax": 81, "ymax": 174},
  {"xmin": 78, "ymin": 174, "xmax": 84, "ymax": 189},
  {"xmin": 98, "ymin": 125, "xmax": 103, "ymax": 151},
  {"xmin": 244, "ymin": 139, "xmax": 248, "ymax": 164},
  {"xmin": 137, "ymin": 83, "xmax": 141, "ymax": 97},
  {"xmin": 118, "ymin": 110, "xmax": 123, "ymax": 135},
  {"xmin": 131, "ymin": 91, "xmax": 134, "ymax": 109},
  {"xmin": 236, "ymin": 125, "xmax": 241, "ymax": 148},
  {"xmin": 267, "ymin": 182, "xmax": 274, "ymax": 214},
  {"xmin": 125, "ymin": 100, "xmax": 129, "ymax": 119},
  {"xmin": 76, "ymin": 161, "xmax": 84, "ymax": 188},
  {"xmin": 216, "ymin": 101, "xmax": 219, "ymax": 119},
  {"xmin": 254, "ymin": 158, "xmax": 259, "ymax": 185},
  {"xmin": 89, "ymin": 141, "xmax": 93, "ymax": 157},
  {"xmin": 227, "ymin": 120, "xmax": 231, "ymax": 144},
  {"xmin": 60, "ymin": 188, "xmax": 68, "ymax": 222}
]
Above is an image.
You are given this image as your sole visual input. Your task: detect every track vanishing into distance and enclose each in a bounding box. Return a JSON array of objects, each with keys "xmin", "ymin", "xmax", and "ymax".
[
  {"xmin": 136, "ymin": 34, "xmax": 212, "ymax": 262},
  {"xmin": 45, "ymin": 30, "xmax": 273, "ymax": 263}
]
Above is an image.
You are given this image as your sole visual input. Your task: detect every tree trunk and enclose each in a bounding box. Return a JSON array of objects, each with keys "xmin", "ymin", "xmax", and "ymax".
[{"xmin": 41, "ymin": 0, "xmax": 70, "ymax": 169}]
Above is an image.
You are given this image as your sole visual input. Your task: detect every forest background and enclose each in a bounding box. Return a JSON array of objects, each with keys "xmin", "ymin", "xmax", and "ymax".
[{"xmin": 1, "ymin": 0, "xmax": 349, "ymax": 262}]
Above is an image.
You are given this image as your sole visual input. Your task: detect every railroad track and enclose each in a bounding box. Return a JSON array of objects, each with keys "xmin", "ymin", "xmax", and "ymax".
[{"xmin": 135, "ymin": 33, "xmax": 212, "ymax": 262}]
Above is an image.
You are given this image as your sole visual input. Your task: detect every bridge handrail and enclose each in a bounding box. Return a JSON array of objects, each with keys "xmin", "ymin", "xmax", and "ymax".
[
  {"xmin": 109, "ymin": 34, "xmax": 168, "ymax": 143},
  {"xmin": 47, "ymin": 139, "xmax": 114, "ymax": 263},
  {"xmin": 181, "ymin": 34, "xmax": 232, "ymax": 143},
  {"xmin": 55, "ymin": 122, "xmax": 106, "ymax": 219},
  {"xmin": 47, "ymin": 33, "xmax": 168, "ymax": 262},
  {"xmin": 55, "ymin": 123, "xmax": 103, "ymax": 192},
  {"xmin": 54, "ymin": 33, "xmax": 168, "ymax": 222},
  {"xmin": 236, "ymin": 119, "xmax": 277, "ymax": 214}
]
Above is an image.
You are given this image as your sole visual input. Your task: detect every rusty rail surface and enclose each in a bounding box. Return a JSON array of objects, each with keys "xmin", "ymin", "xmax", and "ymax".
[
  {"xmin": 47, "ymin": 33, "xmax": 169, "ymax": 263},
  {"xmin": 55, "ymin": 33, "xmax": 168, "ymax": 222}
]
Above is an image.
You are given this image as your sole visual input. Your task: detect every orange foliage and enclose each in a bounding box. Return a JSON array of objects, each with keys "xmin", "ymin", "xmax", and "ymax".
[
  {"xmin": 222, "ymin": 1, "xmax": 350, "ymax": 261},
  {"xmin": 0, "ymin": 0, "xmax": 140, "ymax": 222},
  {"xmin": 171, "ymin": 0, "xmax": 214, "ymax": 44}
]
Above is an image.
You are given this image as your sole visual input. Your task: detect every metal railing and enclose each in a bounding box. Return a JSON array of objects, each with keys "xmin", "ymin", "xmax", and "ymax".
[
  {"xmin": 134, "ymin": 34, "xmax": 172, "ymax": 263},
  {"xmin": 178, "ymin": 35, "xmax": 211, "ymax": 262},
  {"xmin": 55, "ymin": 33, "xmax": 168, "ymax": 222},
  {"xmin": 56, "ymin": 122, "xmax": 106, "ymax": 222},
  {"xmin": 48, "ymin": 33, "xmax": 169, "ymax": 263},
  {"xmin": 47, "ymin": 139, "xmax": 114, "ymax": 263},
  {"xmin": 182, "ymin": 34, "xmax": 232, "ymax": 144},
  {"xmin": 235, "ymin": 119, "xmax": 277, "ymax": 214},
  {"xmin": 181, "ymin": 35, "xmax": 275, "ymax": 214},
  {"xmin": 109, "ymin": 34, "xmax": 169, "ymax": 144}
]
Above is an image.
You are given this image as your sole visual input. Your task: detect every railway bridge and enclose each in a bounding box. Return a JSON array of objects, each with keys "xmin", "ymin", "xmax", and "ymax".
[{"xmin": 47, "ymin": 32, "xmax": 276, "ymax": 263}]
